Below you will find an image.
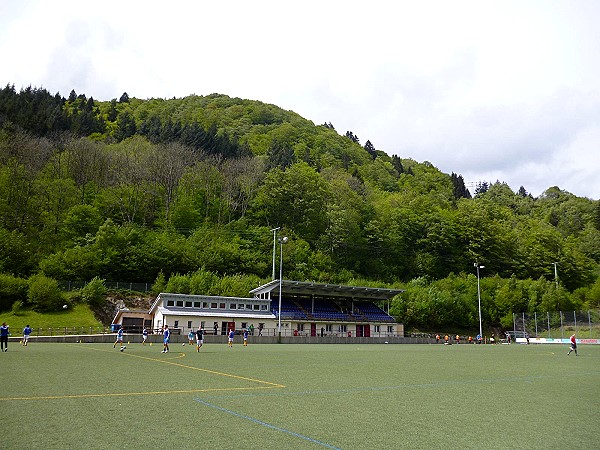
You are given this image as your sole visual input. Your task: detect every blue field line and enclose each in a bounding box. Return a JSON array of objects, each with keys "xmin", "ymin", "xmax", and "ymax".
[{"xmin": 193, "ymin": 398, "xmax": 342, "ymax": 450}]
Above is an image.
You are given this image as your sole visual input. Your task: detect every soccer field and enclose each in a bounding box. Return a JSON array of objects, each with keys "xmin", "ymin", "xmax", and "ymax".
[{"xmin": 1, "ymin": 342, "xmax": 598, "ymax": 449}]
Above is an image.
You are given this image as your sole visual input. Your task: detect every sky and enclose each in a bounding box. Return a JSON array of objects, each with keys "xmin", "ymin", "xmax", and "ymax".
[{"xmin": 1, "ymin": 0, "xmax": 599, "ymax": 199}]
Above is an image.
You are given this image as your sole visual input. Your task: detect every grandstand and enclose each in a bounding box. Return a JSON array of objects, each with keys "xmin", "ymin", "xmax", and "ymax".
[{"xmin": 113, "ymin": 280, "xmax": 404, "ymax": 338}]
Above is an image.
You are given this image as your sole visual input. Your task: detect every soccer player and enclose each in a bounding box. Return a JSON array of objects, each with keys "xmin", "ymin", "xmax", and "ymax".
[
  {"xmin": 196, "ymin": 327, "xmax": 204, "ymax": 352},
  {"xmin": 142, "ymin": 327, "xmax": 148, "ymax": 345},
  {"xmin": 23, "ymin": 324, "xmax": 32, "ymax": 346},
  {"xmin": 243, "ymin": 328, "xmax": 249, "ymax": 347},
  {"xmin": 188, "ymin": 329, "xmax": 195, "ymax": 346},
  {"xmin": 114, "ymin": 327, "xmax": 124, "ymax": 348},
  {"xmin": 567, "ymin": 333, "xmax": 577, "ymax": 356},
  {"xmin": 162, "ymin": 324, "xmax": 170, "ymax": 353},
  {"xmin": 0, "ymin": 322, "xmax": 9, "ymax": 352},
  {"xmin": 228, "ymin": 328, "xmax": 235, "ymax": 347}
]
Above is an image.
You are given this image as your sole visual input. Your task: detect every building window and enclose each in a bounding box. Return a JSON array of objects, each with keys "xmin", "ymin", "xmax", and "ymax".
[
  {"xmin": 326, "ymin": 324, "xmax": 333, "ymax": 332},
  {"xmin": 219, "ymin": 303, "xmax": 226, "ymax": 309},
  {"xmin": 374, "ymin": 325, "xmax": 380, "ymax": 333},
  {"xmin": 200, "ymin": 321, "xmax": 205, "ymax": 329},
  {"xmin": 203, "ymin": 302, "xmax": 209, "ymax": 308},
  {"xmin": 238, "ymin": 304, "xmax": 245, "ymax": 310},
  {"xmin": 230, "ymin": 304, "xmax": 237, "ymax": 309},
  {"xmin": 297, "ymin": 324, "xmax": 304, "ymax": 331},
  {"xmin": 193, "ymin": 302, "xmax": 201, "ymax": 308},
  {"xmin": 211, "ymin": 303, "xmax": 217, "ymax": 309},
  {"xmin": 174, "ymin": 320, "xmax": 179, "ymax": 328},
  {"xmin": 187, "ymin": 321, "xmax": 192, "ymax": 329},
  {"xmin": 185, "ymin": 301, "xmax": 192, "ymax": 308},
  {"xmin": 338, "ymin": 325, "xmax": 347, "ymax": 333},
  {"xmin": 241, "ymin": 322, "xmax": 247, "ymax": 329},
  {"xmin": 260, "ymin": 304, "xmax": 267, "ymax": 310},
  {"xmin": 166, "ymin": 300, "xmax": 175, "ymax": 307},
  {"xmin": 387, "ymin": 326, "xmax": 394, "ymax": 333},
  {"xmin": 176, "ymin": 301, "xmax": 184, "ymax": 307},
  {"xmin": 254, "ymin": 305, "xmax": 260, "ymax": 310}
]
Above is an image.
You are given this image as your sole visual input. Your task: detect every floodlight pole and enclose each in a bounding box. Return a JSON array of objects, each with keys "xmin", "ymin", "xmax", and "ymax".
[
  {"xmin": 475, "ymin": 262, "xmax": 485, "ymax": 338},
  {"xmin": 278, "ymin": 236, "xmax": 288, "ymax": 334},
  {"xmin": 270, "ymin": 227, "xmax": 280, "ymax": 281}
]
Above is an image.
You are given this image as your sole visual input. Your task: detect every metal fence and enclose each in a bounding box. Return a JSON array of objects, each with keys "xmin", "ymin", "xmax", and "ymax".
[
  {"xmin": 513, "ymin": 310, "xmax": 600, "ymax": 339},
  {"xmin": 60, "ymin": 281, "xmax": 152, "ymax": 292}
]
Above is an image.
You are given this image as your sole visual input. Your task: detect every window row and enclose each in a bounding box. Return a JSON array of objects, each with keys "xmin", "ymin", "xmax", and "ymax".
[{"xmin": 165, "ymin": 300, "xmax": 269, "ymax": 311}]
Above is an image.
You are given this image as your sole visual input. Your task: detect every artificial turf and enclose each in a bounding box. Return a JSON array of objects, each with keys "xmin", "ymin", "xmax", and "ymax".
[{"xmin": 1, "ymin": 341, "xmax": 598, "ymax": 449}]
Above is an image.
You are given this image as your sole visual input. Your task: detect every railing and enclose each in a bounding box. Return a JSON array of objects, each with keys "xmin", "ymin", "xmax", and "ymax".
[
  {"xmin": 59, "ymin": 281, "xmax": 152, "ymax": 292},
  {"xmin": 513, "ymin": 310, "xmax": 600, "ymax": 339}
]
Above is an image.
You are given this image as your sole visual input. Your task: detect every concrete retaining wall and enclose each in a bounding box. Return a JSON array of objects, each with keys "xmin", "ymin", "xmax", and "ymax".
[{"xmin": 11, "ymin": 335, "xmax": 435, "ymax": 345}]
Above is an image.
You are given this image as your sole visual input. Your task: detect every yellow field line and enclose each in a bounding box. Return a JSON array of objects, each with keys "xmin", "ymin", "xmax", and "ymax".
[
  {"xmin": 85, "ymin": 346, "xmax": 285, "ymax": 388},
  {"xmin": 0, "ymin": 345, "xmax": 285, "ymax": 402},
  {"xmin": 1, "ymin": 386, "xmax": 281, "ymax": 402}
]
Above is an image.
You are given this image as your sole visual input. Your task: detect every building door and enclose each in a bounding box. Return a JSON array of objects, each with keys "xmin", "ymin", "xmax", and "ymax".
[
  {"xmin": 311, "ymin": 323, "xmax": 317, "ymax": 337},
  {"xmin": 364, "ymin": 324, "xmax": 371, "ymax": 337},
  {"xmin": 224, "ymin": 321, "xmax": 236, "ymax": 335},
  {"xmin": 356, "ymin": 325, "xmax": 363, "ymax": 337}
]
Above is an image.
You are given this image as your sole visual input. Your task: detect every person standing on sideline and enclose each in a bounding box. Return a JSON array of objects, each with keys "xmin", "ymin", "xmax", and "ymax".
[
  {"xmin": 1, "ymin": 322, "xmax": 9, "ymax": 352},
  {"xmin": 142, "ymin": 327, "xmax": 148, "ymax": 345},
  {"xmin": 228, "ymin": 329, "xmax": 235, "ymax": 347},
  {"xmin": 23, "ymin": 324, "xmax": 32, "ymax": 346},
  {"xmin": 162, "ymin": 324, "xmax": 170, "ymax": 353},
  {"xmin": 567, "ymin": 333, "xmax": 578, "ymax": 356},
  {"xmin": 196, "ymin": 327, "xmax": 204, "ymax": 352},
  {"xmin": 114, "ymin": 327, "xmax": 124, "ymax": 348},
  {"xmin": 243, "ymin": 328, "xmax": 249, "ymax": 347},
  {"xmin": 187, "ymin": 329, "xmax": 195, "ymax": 346}
]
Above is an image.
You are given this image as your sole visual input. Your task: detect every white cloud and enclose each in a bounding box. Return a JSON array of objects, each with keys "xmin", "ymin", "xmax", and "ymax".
[{"xmin": 1, "ymin": 0, "xmax": 599, "ymax": 198}]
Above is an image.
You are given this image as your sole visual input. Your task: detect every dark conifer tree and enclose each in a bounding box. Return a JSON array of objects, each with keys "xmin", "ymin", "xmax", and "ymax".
[
  {"xmin": 364, "ymin": 140, "xmax": 377, "ymax": 160},
  {"xmin": 345, "ymin": 131, "xmax": 360, "ymax": 144}
]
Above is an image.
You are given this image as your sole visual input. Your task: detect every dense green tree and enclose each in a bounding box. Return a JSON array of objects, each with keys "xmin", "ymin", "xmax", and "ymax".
[{"xmin": 27, "ymin": 273, "xmax": 65, "ymax": 311}]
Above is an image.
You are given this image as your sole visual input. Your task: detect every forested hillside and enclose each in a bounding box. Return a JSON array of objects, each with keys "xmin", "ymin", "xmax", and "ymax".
[{"xmin": 1, "ymin": 84, "xmax": 599, "ymax": 331}]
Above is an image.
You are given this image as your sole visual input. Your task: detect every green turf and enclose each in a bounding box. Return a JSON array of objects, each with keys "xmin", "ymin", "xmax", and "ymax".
[
  {"xmin": 0, "ymin": 303, "xmax": 102, "ymax": 330},
  {"xmin": 1, "ymin": 342, "xmax": 598, "ymax": 449}
]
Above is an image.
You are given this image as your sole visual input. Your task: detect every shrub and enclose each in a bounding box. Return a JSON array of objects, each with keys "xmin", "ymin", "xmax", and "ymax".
[
  {"xmin": 0, "ymin": 273, "xmax": 28, "ymax": 312},
  {"xmin": 27, "ymin": 274, "xmax": 66, "ymax": 311},
  {"xmin": 81, "ymin": 276, "xmax": 107, "ymax": 306}
]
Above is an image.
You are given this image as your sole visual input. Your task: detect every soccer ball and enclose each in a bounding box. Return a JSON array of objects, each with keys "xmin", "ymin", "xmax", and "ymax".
[
  {"xmin": 63, "ymin": 304, "xmax": 68, "ymax": 309},
  {"xmin": 120, "ymin": 346, "xmax": 126, "ymax": 352},
  {"xmin": 182, "ymin": 343, "xmax": 186, "ymax": 346}
]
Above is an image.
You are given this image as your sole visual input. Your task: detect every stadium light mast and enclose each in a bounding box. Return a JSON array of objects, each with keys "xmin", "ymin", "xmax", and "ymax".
[
  {"xmin": 475, "ymin": 262, "xmax": 485, "ymax": 338},
  {"xmin": 270, "ymin": 227, "xmax": 281, "ymax": 280},
  {"xmin": 278, "ymin": 236, "xmax": 288, "ymax": 334}
]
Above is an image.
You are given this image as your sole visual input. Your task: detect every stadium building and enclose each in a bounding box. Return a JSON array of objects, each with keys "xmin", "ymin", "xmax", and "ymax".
[{"xmin": 113, "ymin": 280, "xmax": 404, "ymax": 338}]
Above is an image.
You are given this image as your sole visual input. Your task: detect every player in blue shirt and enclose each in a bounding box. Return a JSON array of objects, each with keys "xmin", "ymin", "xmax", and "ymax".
[
  {"xmin": 114, "ymin": 327, "xmax": 124, "ymax": 348},
  {"xmin": 162, "ymin": 324, "xmax": 170, "ymax": 353},
  {"xmin": 23, "ymin": 324, "xmax": 32, "ymax": 346},
  {"xmin": 228, "ymin": 329, "xmax": 235, "ymax": 347},
  {"xmin": 1, "ymin": 322, "xmax": 9, "ymax": 352},
  {"xmin": 142, "ymin": 327, "xmax": 148, "ymax": 345},
  {"xmin": 243, "ymin": 329, "xmax": 249, "ymax": 347}
]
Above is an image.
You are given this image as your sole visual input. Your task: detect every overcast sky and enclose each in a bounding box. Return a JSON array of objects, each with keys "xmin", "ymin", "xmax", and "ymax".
[{"xmin": 1, "ymin": 0, "xmax": 599, "ymax": 199}]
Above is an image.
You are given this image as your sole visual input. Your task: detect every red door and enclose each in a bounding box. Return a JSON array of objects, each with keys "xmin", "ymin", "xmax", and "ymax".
[
  {"xmin": 311, "ymin": 323, "xmax": 317, "ymax": 337},
  {"xmin": 227, "ymin": 321, "xmax": 236, "ymax": 334},
  {"xmin": 364, "ymin": 325, "xmax": 371, "ymax": 337}
]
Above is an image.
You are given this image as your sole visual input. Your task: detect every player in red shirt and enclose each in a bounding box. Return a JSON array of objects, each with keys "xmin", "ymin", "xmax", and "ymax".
[{"xmin": 567, "ymin": 334, "xmax": 577, "ymax": 356}]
